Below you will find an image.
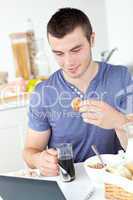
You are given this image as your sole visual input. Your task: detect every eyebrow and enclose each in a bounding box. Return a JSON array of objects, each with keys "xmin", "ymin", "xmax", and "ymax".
[
  {"xmin": 52, "ymin": 44, "xmax": 82, "ymax": 54},
  {"xmin": 70, "ymin": 44, "xmax": 82, "ymax": 51}
]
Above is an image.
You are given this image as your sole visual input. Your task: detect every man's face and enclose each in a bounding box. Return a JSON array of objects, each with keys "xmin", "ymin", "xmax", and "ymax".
[{"xmin": 48, "ymin": 27, "xmax": 94, "ymax": 79}]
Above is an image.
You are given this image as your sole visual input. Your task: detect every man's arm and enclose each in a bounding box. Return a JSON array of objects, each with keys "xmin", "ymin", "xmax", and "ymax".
[{"xmin": 23, "ymin": 128, "xmax": 59, "ymax": 176}]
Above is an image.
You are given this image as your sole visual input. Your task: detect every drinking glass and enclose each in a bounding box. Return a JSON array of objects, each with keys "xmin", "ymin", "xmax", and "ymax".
[{"xmin": 57, "ymin": 143, "xmax": 75, "ymax": 182}]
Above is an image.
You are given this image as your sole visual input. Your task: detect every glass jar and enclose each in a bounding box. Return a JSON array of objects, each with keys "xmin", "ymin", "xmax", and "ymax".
[
  {"xmin": 34, "ymin": 38, "xmax": 50, "ymax": 79},
  {"xmin": 26, "ymin": 19, "xmax": 38, "ymax": 78},
  {"xmin": 10, "ymin": 32, "xmax": 32, "ymax": 80}
]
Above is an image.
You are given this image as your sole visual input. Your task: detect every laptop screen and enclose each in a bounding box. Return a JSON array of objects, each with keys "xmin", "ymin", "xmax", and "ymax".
[{"xmin": 0, "ymin": 175, "xmax": 66, "ymax": 200}]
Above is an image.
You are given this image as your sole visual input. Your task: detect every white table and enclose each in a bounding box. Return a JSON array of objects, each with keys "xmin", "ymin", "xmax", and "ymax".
[
  {"xmin": 27, "ymin": 163, "xmax": 105, "ymax": 200},
  {"xmin": 57, "ymin": 163, "xmax": 105, "ymax": 200},
  {"xmin": 6, "ymin": 163, "xmax": 105, "ymax": 200}
]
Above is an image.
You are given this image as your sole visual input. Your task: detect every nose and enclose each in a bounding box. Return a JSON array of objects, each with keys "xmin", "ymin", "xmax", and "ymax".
[{"xmin": 64, "ymin": 54, "xmax": 74, "ymax": 68}]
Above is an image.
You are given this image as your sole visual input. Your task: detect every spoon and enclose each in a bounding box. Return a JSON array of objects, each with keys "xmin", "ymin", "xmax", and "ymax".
[
  {"xmin": 58, "ymin": 164, "xmax": 71, "ymax": 181},
  {"xmin": 91, "ymin": 144, "xmax": 106, "ymax": 167}
]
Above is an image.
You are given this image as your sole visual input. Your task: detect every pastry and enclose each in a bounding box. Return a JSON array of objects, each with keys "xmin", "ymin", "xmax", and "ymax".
[
  {"xmin": 71, "ymin": 97, "xmax": 81, "ymax": 112},
  {"xmin": 105, "ymin": 165, "xmax": 133, "ymax": 180},
  {"xmin": 125, "ymin": 162, "xmax": 133, "ymax": 174}
]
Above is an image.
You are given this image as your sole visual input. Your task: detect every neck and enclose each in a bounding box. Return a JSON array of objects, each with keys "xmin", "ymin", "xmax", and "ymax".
[{"xmin": 63, "ymin": 61, "xmax": 99, "ymax": 93}]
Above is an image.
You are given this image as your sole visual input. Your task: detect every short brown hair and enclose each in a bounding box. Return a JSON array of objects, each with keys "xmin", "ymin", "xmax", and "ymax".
[{"xmin": 47, "ymin": 8, "xmax": 93, "ymax": 42}]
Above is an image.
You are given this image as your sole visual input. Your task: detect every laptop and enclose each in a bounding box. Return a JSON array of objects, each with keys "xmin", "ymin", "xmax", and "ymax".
[{"xmin": 0, "ymin": 175, "xmax": 66, "ymax": 200}]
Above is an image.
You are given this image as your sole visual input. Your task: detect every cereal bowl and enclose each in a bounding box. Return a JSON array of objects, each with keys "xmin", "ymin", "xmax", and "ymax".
[{"xmin": 84, "ymin": 154, "xmax": 122, "ymax": 183}]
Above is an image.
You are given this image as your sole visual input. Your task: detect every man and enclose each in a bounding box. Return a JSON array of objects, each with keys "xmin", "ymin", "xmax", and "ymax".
[{"xmin": 23, "ymin": 8, "xmax": 132, "ymax": 176}]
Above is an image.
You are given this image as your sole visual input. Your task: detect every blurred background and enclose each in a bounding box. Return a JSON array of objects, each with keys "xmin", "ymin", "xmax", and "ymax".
[
  {"xmin": 0, "ymin": 0, "xmax": 133, "ymax": 82},
  {"xmin": 0, "ymin": 0, "xmax": 133, "ymax": 173}
]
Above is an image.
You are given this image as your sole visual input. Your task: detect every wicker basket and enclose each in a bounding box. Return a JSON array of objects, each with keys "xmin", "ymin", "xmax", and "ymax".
[{"xmin": 105, "ymin": 183, "xmax": 133, "ymax": 200}]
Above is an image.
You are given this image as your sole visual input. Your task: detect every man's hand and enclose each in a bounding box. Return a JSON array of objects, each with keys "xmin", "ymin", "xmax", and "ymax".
[
  {"xmin": 80, "ymin": 100, "xmax": 127, "ymax": 129},
  {"xmin": 34, "ymin": 148, "xmax": 59, "ymax": 176}
]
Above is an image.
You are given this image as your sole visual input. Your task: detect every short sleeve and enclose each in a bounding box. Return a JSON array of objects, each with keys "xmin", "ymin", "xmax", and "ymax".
[
  {"xmin": 28, "ymin": 82, "xmax": 51, "ymax": 132},
  {"xmin": 117, "ymin": 68, "xmax": 133, "ymax": 114}
]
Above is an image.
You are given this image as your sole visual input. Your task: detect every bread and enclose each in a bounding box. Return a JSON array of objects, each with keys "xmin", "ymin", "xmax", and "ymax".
[
  {"xmin": 71, "ymin": 97, "xmax": 81, "ymax": 112},
  {"xmin": 116, "ymin": 166, "xmax": 132, "ymax": 180},
  {"xmin": 106, "ymin": 165, "xmax": 133, "ymax": 180},
  {"xmin": 125, "ymin": 162, "xmax": 133, "ymax": 174}
]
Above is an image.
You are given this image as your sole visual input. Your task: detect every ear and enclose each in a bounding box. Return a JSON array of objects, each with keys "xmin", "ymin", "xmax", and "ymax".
[{"xmin": 90, "ymin": 32, "xmax": 95, "ymax": 47}]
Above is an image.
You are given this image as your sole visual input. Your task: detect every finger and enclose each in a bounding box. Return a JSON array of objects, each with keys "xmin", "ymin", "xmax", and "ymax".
[
  {"xmin": 45, "ymin": 162, "xmax": 59, "ymax": 170},
  {"xmin": 40, "ymin": 160, "xmax": 59, "ymax": 173},
  {"xmin": 79, "ymin": 106, "xmax": 88, "ymax": 113},
  {"xmin": 81, "ymin": 99, "xmax": 104, "ymax": 108},
  {"xmin": 41, "ymin": 161, "xmax": 59, "ymax": 171},
  {"xmin": 83, "ymin": 118, "xmax": 101, "ymax": 126},
  {"xmin": 40, "ymin": 165, "xmax": 59, "ymax": 173},
  {"xmin": 45, "ymin": 152, "xmax": 58, "ymax": 164},
  {"xmin": 82, "ymin": 112, "xmax": 98, "ymax": 120},
  {"xmin": 47, "ymin": 148, "xmax": 58, "ymax": 156},
  {"xmin": 41, "ymin": 150, "xmax": 58, "ymax": 164},
  {"xmin": 80, "ymin": 100, "xmax": 88, "ymax": 106},
  {"xmin": 40, "ymin": 166, "xmax": 59, "ymax": 176},
  {"xmin": 79, "ymin": 105, "xmax": 101, "ymax": 113},
  {"xmin": 126, "ymin": 114, "xmax": 133, "ymax": 122},
  {"xmin": 46, "ymin": 149, "xmax": 58, "ymax": 163}
]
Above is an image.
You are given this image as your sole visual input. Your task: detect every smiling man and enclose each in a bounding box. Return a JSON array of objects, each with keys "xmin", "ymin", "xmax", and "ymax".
[{"xmin": 23, "ymin": 8, "xmax": 132, "ymax": 176}]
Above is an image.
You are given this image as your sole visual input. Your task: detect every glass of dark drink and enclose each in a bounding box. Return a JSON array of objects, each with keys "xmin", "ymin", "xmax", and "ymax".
[{"xmin": 57, "ymin": 143, "xmax": 75, "ymax": 182}]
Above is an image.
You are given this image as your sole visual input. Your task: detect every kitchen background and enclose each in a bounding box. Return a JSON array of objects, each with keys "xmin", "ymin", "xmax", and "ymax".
[
  {"xmin": 0, "ymin": 0, "xmax": 133, "ymax": 80},
  {"xmin": 0, "ymin": 0, "xmax": 133, "ymax": 173}
]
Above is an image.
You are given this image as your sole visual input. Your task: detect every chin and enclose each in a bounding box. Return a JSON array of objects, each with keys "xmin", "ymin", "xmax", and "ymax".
[
  {"xmin": 68, "ymin": 73, "xmax": 83, "ymax": 79},
  {"xmin": 63, "ymin": 68, "xmax": 86, "ymax": 79}
]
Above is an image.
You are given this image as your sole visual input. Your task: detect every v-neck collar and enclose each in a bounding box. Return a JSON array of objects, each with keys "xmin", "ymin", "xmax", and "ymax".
[
  {"xmin": 85, "ymin": 61, "xmax": 102, "ymax": 92},
  {"xmin": 59, "ymin": 61, "xmax": 103, "ymax": 99}
]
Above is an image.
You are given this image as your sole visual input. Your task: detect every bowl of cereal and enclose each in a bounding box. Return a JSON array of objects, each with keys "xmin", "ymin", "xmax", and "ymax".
[{"xmin": 84, "ymin": 154, "xmax": 125, "ymax": 183}]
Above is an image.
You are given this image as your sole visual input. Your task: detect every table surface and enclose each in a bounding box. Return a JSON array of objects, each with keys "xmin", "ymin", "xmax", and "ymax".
[
  {"xmin": 56, "ymin": 163, "xmax": 105, "ymax": 200},
  {"xmin": 4, "ymin": 163, "xmax": 105, "ymax": 200},
  {"xmin": 22, "ymin": 163, "xmax": 105, "ymax": 200}
]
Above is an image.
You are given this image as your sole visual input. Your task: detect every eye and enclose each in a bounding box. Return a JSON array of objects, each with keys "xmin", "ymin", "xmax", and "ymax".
[
  {"xmin": 71, "ymin": 48, "xmax": 81, "ymax": 53},
  {"xmin": 54, "ymin": 52, "xmax": 64, "ymax": 56}
]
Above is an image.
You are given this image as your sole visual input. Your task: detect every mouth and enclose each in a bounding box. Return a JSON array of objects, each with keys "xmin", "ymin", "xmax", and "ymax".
[{"xmin": 67, "ymin": 65, "xmax": 79, "ymax": 73}]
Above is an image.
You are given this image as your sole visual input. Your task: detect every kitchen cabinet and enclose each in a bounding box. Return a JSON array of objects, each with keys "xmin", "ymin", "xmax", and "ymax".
[{"xmin": 0, "ymin": 105, "xmax": 28, "ymax": 173}]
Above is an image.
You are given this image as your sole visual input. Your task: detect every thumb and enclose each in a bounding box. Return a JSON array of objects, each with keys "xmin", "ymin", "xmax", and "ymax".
[{"xmin": 47, "ymin": 148, "xmax": 58, "ymax": 156}]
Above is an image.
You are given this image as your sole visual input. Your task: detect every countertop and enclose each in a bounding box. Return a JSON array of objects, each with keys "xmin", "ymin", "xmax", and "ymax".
[{"xmin": 0, "ymin": 93, "xmax": 29, "ymax": 111}]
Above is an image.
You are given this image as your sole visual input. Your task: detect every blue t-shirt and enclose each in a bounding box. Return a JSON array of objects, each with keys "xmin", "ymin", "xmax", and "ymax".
[{"xmin": 28, "ymin": 62, "xmax": 133, "ymax": 162}]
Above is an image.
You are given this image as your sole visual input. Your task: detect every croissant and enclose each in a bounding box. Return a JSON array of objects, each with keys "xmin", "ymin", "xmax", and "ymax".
[
  {"xmin": 125, "ymin": 162, "xmax": 133, "ymax": 174},
  {"xmin": 71, "ymin": 97, "xmax": 81, "ymax": 112},
  {"xmin": 106, "ymin": 165, "xmax": 132, "ymax": 180}
]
